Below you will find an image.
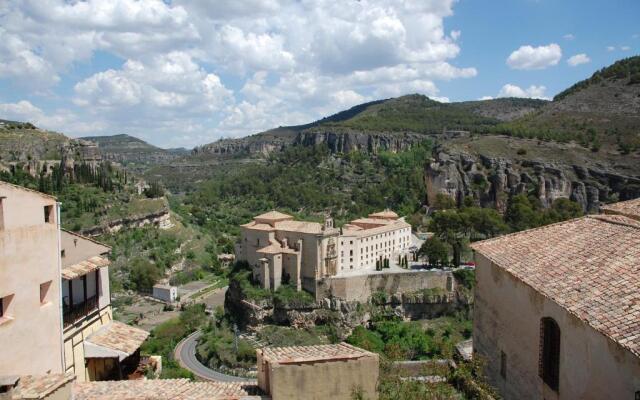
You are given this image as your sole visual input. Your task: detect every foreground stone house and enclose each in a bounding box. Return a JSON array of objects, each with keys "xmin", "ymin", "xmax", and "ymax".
[
  {"xmin": 471, "ymin": 198, "xmax": 640, "ymax": 399},
  {"xmin": 257, "ymin": 343, "xmax": 378, "ymax": 400},
  {"xmin": 236, "ymin": 210, "xmax": 412, "ymax": 293},
  {"xmin": 0, "ymin": 181, "xmax": 149, "ymax": 382}
]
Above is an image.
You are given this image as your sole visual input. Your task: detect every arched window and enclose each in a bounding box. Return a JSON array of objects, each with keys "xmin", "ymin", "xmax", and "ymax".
[{"xmin": 539, "ymin": 317, "xmax": 561, "ymax": 391}]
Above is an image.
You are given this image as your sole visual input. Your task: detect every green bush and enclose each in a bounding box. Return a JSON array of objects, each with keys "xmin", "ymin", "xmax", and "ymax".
[{"xmin": 273, "ymin": 285, "xmax": 315, "ymax": 308}]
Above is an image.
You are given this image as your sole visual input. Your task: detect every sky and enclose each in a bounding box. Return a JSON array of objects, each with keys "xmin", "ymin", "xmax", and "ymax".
[{"xmin": 0, "ymin": 0, "xmax": 638, "ymax": 148}]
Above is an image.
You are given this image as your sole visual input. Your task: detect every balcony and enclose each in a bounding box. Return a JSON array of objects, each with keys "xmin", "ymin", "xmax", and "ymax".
[{"xmin": 63, "ymin": 295, "xmax": 98, "ymax": 327}]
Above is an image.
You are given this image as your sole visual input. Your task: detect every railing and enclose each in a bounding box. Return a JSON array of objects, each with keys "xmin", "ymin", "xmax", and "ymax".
[{"xmin": 63, "ymin": 295, "xmax": 99, "ymax": 327}]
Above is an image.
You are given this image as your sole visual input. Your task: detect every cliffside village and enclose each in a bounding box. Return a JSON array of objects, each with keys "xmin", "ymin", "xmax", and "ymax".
[{"xmin": 1, "ymin": 179, "xmax": 639, "ymax": 399}]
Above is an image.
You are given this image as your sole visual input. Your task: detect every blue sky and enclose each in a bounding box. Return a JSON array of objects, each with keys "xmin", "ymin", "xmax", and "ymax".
[{"xmin": 0, "ymin": 0, "xmax": 637, "ymax": 148}]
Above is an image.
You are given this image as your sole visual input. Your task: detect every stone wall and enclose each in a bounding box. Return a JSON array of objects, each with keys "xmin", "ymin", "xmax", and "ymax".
[{"xmin": 316, "ymin": 270, "xmax": 454, "ymax": 302}]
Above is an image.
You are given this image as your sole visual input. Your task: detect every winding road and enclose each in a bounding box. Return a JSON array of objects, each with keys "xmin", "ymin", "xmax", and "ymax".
[
  {"xmin": 173, "ymin": 286, "xmax": 253, "ymax": 382},
  {"xmin": 175, "ymin": 330, "xmax": 253, "ymax": 382}
]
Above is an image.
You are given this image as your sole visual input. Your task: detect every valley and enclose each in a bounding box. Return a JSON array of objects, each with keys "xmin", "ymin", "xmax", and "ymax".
[{"xmin": 1, "ymin": 55, "xmax": 639, "ymax": 399}]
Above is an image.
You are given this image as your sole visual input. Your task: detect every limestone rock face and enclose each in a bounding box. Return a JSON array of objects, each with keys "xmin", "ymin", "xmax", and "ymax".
[
  {"xmin": 425, "ymin": 146, "xmax": 640, "ymax": 212},
  {"xmin": 295, "ymin": 129, "xmax": 424, "ymax": 154}
]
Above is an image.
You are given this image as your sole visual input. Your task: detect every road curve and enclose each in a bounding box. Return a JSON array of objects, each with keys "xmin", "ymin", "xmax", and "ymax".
[{"xmin": 175, "ymin": 330, "xmax": 254, "ymax": 382}]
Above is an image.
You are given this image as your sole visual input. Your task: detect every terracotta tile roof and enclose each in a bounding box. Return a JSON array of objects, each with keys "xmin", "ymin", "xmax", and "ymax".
[
  {"xmin": 254, "ymin": 211, "xmax": 293, "ymax": 221},
  {"xmin": 12, "ymin": 373, "xmax": 74, "ymax": 399},
  {"xmin": 73, "ymin": 379, "xmax": 263, "ymax": 400},
  {"xmin": 61, "ymin": 255, "xmax": 110, "ymax": 280},
  {"xmin": 343, "ymin": 218, "xmax": 411, "ymax": 237},
  {"xmin": 257, "ymin": 242, "xmax": 297, "ymax": 255},
  {"xmin": 273, "ymin": 220, "xmax": 324, "ymax": 234},
  {"xmin": 601, "ymin": 197, "xmax": 640, "ymax": 221},
  {"xmin": 471, "ymin": 215, "xmax": 640, "ymax": 358},
  {"xmin": 369, "ymin": 209, "xmax": 399, "ymax": 219},
  {"xmin": 85, "ymin": 321, "xmax": 149, "ymax": 358},
  {"xmin": 240, "ymin": 222, "xmax": 275, "ymax": 231},
  {"xmin": 260, "ymin": 343, "xmax": 375, "ymax": 364}
]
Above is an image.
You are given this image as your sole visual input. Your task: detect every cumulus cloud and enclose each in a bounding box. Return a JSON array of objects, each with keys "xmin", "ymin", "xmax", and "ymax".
[
  {"xmin": 606, "ymin": 46, "xmax": 616, "ymax": 52},
  {"xmin": 0, "ymin": 0, "xmax": 476, "ymax": 147},
  {"xmin": 563, "ymin": 34, "xmax": 575, "ymax": 40},
  {"xmin": 0, "ymin": 100, "xmax": 105, "ymax": 134},
  {"xmin": 497, "ymin": 84, "xmax": 549, "ymax": 100},
  {"xmin": 567, "ymin": 53, "xmax": 590, "ymax": 67},
  {"xmin": 621, "ymin": 46, "xmax": 631, "ymax": 51},
  {"xmin": 506, "ymin": 43, "xmax": 562, "ymax": 70}
]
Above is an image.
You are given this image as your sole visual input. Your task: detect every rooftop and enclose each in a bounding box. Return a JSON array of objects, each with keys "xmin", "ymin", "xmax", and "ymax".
[
  {"xmin": 61, "ymin": 255, "xmax": 109, "ymax": 280},
  {"xmin": 11, "ymin": 373, "xmax": 74, "ymax": 399},
  {"xmin": 601, "ymin": 197, "xmax": 640, "ymax": 221},
  {"xmin": 73, "ymin": 379, "xmax": 263, "ymax": 400},
  {"xmin": 471, "ymin": 214, "xmax": 640, "ymax": 358},
  {"xmin": 368, "ymin": 209, "xmax": 399, "ymax": 220},
  {"xmin": 84, "ymin": 321, "xmax": 149, "ymax": 360},
  {"xmin": 260, "ymin": 343, "xmax": 375, "ymax": 364}
]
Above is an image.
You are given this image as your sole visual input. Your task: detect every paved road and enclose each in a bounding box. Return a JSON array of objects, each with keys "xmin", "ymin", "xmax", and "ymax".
[{"xmin": 175, "ymin": 330, "xmax": 254, "ymax": 382}]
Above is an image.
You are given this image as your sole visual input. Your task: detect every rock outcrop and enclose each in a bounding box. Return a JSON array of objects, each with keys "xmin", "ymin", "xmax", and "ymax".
[
  {"xmin": 425, "ymin": 146, "xmax": 640, "ymax": 213},
  {"xmin": 294, "ymin": 128, "xmax": 426, "ymax": 154},
  {"xmin": 80, "ymin": 208, "xmax": 172, "ymax": 237}
]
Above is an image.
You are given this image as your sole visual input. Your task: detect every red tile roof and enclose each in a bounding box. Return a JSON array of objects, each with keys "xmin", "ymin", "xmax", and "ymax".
[
  {"xmin": 260, "ymin": 343, "xmax": 375, "ymax": 364},
  {"xmin": 601, "ymin": 197, "xmax": 640, "ymax": 221},
  {"xmin": 471, "ymin": 215, "xmax": 640, "ymax": 358},
  {"xmin": 73, "ymin": 379, "xmax": 262, "ymax": 400}
]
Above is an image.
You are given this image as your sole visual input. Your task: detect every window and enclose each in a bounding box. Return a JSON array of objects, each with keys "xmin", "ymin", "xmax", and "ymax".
[
  {"xmin": 44, "ymin": 205, "xmax": 54, "ymax": 224},
  {"xmin": 40, "ymin": 281, "xmax": 52, "ymax": 305},
  {"xmin": 0, "ymin": 196, "xmax": 5, "ymax": 230},
  {"xmin": 350, "ymin": 250, "xmax": 353, "ymax": 256},
  {"xmin": 61, "ymin": 249, "xmax": 66, "ymax": 258},
  {"xmin": 0, "ymin": 294, "xmax": 13, "ymax": 321},
  {"xmin": 500, "ymin": 351, "xmax": 507, "ymax": 379},
  {"xmin": 539, "ymin": 317, "xmax": 561, "ymax": 392}
]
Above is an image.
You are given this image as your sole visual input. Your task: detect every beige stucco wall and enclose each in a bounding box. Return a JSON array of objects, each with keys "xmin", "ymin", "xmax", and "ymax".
[
  {"xmin": 63, "ymin": 305, "xmax": 113, "ymax": 382},
  {"xmin": 0, "ymin": 184, "xmax": 63, "ymax": 376},
  {"xmin": 473, "ymin": 252, "xmax": 640, "ymax": 400},
  {"xmin": 258, "ymin": 353, "xmax": 379, "ymax": 400}
]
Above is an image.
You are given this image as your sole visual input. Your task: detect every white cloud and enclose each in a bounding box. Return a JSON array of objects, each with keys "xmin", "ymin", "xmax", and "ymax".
[
  {"xmin": 0, "ymin": 0, "xmax": 477, "ymax": 147},
  {"xmin": 498, "ymin": 84, "xmax": 549, "ymax": 100},
  {"xmin": 607, "ymin": 46, "xmax": 616, "ymax": 52},
  {"xmin": 567, "ymin": 53, "xmax": 591, "ymax": 67},
  {"xmin": 478, "ymin": 96, "xmax": 493, "ymax": 100},
  {"xmin": 621, "ymin": 46, "xmax": 631, "ymax": 51},
  {"xmin": 563, "ymin": 33, "xmax": 575, "ymax": 40},
  {"xmin": 0, "ymin": 100, "xmax": 105, "ymax": 134},
  {"xmin": 506, "ymin": 43, "xmax": 562, "ymax": 70}
]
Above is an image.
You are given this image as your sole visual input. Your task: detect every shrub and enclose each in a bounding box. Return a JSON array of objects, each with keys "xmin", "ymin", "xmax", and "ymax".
[{"xmin": 273, "ymin": 285, "xmax": 315, "ymax": 308}]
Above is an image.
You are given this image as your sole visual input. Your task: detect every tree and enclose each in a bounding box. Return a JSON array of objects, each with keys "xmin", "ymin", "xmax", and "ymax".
[
  {"xmin": 420, "ymin": 237, "xmax": 449, "ymax": 267},
  {"xmin": 128, "ymin": 257, "xmax": 161, "ymax": 292},
  {"xmin": 428, "ymin": 210, "xmax": 470, "ymax": 267},
  {"xmin": 504, "ymin": 195, "xmax": 541, "ymax": 232},
  {"xmin": 465, "ymin": 207, "xmax": 508, "ymax": 240},
  {"xmin": 434, "ymin": 193, "xmax": 456, "ymax": 210},
  {"xmin": 544, "ymin": 198, "xmax": 583, "ymax": 223}
]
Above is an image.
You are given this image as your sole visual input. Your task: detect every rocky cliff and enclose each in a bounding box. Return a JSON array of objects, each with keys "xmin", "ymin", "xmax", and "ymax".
[
  {"xmin": 426, "ymin": 137, "xmax": 640, "ymax": 213},
  {"xmin": 295, "ymin": 128, "xmax": 426, "ymax": 153}
]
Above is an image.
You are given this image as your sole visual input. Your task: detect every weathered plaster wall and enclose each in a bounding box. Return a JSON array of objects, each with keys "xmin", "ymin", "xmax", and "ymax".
[
  {"xmin": 473, "ymin": 253, "xmax": 640, "ymax": 400},
  {"xmin": 0, "ymin": 184, "xmax": 63, "ymax": 376},
  {"xmin": 259, "ymin": 354, "xmax": 379, "ymax": 400},
  {"xmin": 318, "ymin": 270, "xmax": 453, "ymax": 302},
  {"xmin": 63, "ymin": 305, "xmax": 113, "ymax": 382}
]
